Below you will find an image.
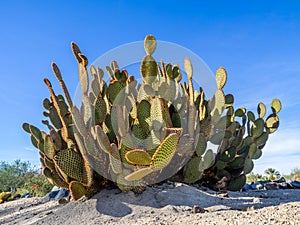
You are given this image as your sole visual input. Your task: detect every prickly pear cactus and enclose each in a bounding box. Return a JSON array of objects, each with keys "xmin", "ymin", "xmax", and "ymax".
[{"xmin": 23, "ymin": 34, "xmax": 282, "ymax": 200}]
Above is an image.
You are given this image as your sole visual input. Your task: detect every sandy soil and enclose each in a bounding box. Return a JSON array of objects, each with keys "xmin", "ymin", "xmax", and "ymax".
[{"xmin": 1, "ymin": 182, "xmax": 299, "ymax": 225}]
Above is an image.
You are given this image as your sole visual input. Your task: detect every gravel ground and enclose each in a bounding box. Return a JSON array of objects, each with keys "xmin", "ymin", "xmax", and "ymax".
[{"xmin": 0, "ymin": 183, "xmax": 299, "ymax": 225}]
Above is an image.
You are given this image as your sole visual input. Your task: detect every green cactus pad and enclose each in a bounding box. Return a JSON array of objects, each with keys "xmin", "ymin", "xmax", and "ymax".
[
  {"xmin": 247, "ymin": 111, "xmax": 256, "ymax": 122},
  {"xmin": 150, "ymin": 97, "xmax": 165, "ymax": 131},
  {"xmin": 220, "ymin": 147, "xmax": 236, "ymax": 162},
  {"xmin": 107, "ymin": 80, "xmax": 124, "ymax": 104},
  {"xmin": 271, "ymin": 98, "xmax": 282, "ymax": 114},
  {"xmin": 228, "ymin": 157, "xmax": 245, "ymax": 169},
  {"xmin": 72, "ymin": 106, "xmax": 88, "ymax": 137},
  {"xmin": 48, "ymin": 107, "xmax": 63, "ymax": 129},
  {"xmin": 132, "ymin": 121, "xmax": 148, "ymax": 145},
  {"xmin": 137, "ymin": 100, "xmax": 151, "ymax": 133},
  {"xmin": 43, "ymin": 167, "xmax": 53, "ymax": 179},
  {"xmin": 143, "ymin": 130, "xmax": 164, "ymax": 151},
  {"xmin": 95, "ymin": 125, "xmax": 112, "ymax": 153},
  {"xmin": 171, "ymin": 112, "xmax": 181, "ymax": 127},
  {"xmin": 116, "ymin": 173, "xmax": 134, "ymax": 192},
  {"xmin": 257, "ymin": 102, "xmax": 266, "ymax": 118},
  {"xmin": 50, "ymin": 129, "xmax": 62, "ymax": 150},
  {"xmin": 44, "ymin": 135, "xmax": 56, "ymax": 160},
  {"xmin": 30, "ymin": 135, "xmax": 39, "ymax": 149},
  {"xmin": 225, "ymin": 94, "xmax": 234, "ymax": 106},
  {"xmin": 45, "ymin": 167, "xmax": 69, "ymax": 189},
  {"xmin": 91, "ymin": 78, "xmax": 100, "ymax": 98},
  {"xmin": 144, "ymin": 35, "xmax": 157, "ymax": 55},
  {"xmin": 44, "ymin": 156, "xmax": 56, "ymax": 172},
  {"xmin": 109, "ymin": 143, "xmax": 122, "ymax": 174},
  {"xmin": 22, "ymin": 123, "xmax": 31, "ymax": 133},
  {"xmin": 243, "ymin": 158, "xmax": 254, "ymax": 174},
  {"xmin": 55, "ymin": 149, "xmax": 86, "ymax": 182},
  {"xmin": 215, "ymin": 115, "xmax": 232, "ymax": 129},
  {"xmin": 43, "ymin": 98, "xmax": 51, "ymax": 110},
  {"xmin": 94, "ymin": 96, "xmax": 107, "ymax": 124},
  {"xmin": 151, "ymin": 132, "xmax": 180, "ymax": 170},
  {"xmin": 183, "ymin": 156, "xmax": 203, "ymax": 183},
  {"xmin": 69, "ymin": 181, "xmax": 87, "ymax": 200},
  {"xmin": 227, "ymin": 174, "xmax": 246, "ymax": 191},
  {"xmin": 251, "ymin": 118, "xmax": 264, "ymax": 138},
  {"xmin": 265, "ymin": 114, "xmax": 279, "ymax": 133},
  {"xmin": 255, "ymin": 132, "xmax": 269, "ymax": 148},
  {"xmin": 248, "ymin": 143, "xmax": 258, "ymax": 159},
  {"xmin": 184, "ymin": 58, "xmax": 193, "ymax": 79},
  {"xmin": 78, "ymin": 62, "xmax": 89, "ymax": 95},
  {"xmin": 171, "ymin": 65, "xmax": 181, "ymax": 80},
  {"xmin": 203, "ymin": 149, "xmax": 215, "ymax": 169},
  {"xmin": 125, "ymin": 167, "xmax": 153, "ymax": 181},
  {"xmin": 209, "ymin": 131, "xmax": 225, "ymax": 145},
  {"xmin": 195, "ymin": 133, "xmax": 207, "ymax": 157},
  {"xmin": 29, "ymin": 125, "xmax": 43, "ymax": 142},
  {"xmin": 211, "ymin": 89, "xmax": 225, "ymax": 120},
  {"xmin": 125, "ymin": 149, "xmax": 152, "ymax": 166},
  {"xmin": 235, "ymin": 108, "xmax": 246, "ymax": 117},
  {"xmin": 215, "ymin": 160, "xmax": 228, "ymax": 170},
  {"xmin": 140, "ymin": 55, "xmax": 158, "ymax": 83},
  {"xmin": 111, "ymin": 105, "xmax": 129, "ymax": 138},
  {"xmin": 251, "ymin": 148, "xmax": 262, "ymax": 159},
  {"xmin": 216, "ymin": 67, "xmax": 227, "ymax": 89},
  {"xmin": 71, "ymin": 42, "xmax": 83, "ymax": 63}
]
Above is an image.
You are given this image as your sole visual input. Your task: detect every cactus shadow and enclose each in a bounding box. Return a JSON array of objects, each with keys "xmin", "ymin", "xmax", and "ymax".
[{"xmin": 94, "ymin": 184, "xmax": 300, "ymax": 217}]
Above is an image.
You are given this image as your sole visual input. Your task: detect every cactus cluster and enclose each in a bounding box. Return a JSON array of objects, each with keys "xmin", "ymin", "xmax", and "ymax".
[
  {"xmin": 23, "ymin": 35, "xmax": 281, "ymax": 199},
  {"xmin": 181, "ymin": 79, "xmax": 281, "ymax": 191}
]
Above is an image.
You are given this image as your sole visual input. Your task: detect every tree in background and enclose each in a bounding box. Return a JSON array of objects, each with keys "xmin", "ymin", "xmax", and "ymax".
[
  {"xmin": 246, "ymin": 172, "xmax": 266, "ymax": 183},
  {"xmin": 289, "ymin": 168, "xmax": 300, "ymax": 180},
  {"xmin": 264, "ymin": 168, "xmax": 281, "ymax": 180},
  {"xmin": 0, "ymin": 160, "xmax": 33, "ymax": 192},
  {"xmin": 0, "ymin": 160, "xmax": 53, "ymax": 197}
]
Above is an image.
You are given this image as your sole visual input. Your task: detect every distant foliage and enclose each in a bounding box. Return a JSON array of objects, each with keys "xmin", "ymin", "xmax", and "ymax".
[
  {"xmin": 285, "ymin": 167, "xmax": 300, "ymax": 180},
  {"xmin": 0, "ymin": 160, "xmax": 33, "ymax": 192},
  {"xmin": 0, "ymin": 160, "xmax": 53, "ymax": 197},
  {"xmin": 264, "ymin": 168, "xmax": 281, "ymax": 180},
  {"xmin": 247, "ymin": 167, "xmax": 300, "ymax": 183},
  {"xmin": 246, "ymin": 172, "xmax": 266, "ymax": 183}
]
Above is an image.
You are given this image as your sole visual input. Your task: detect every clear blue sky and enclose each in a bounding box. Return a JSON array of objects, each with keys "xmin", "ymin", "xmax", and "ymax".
[{"xmin": 0, "ymin": 0, "xmax": 299, "ymax": 175}]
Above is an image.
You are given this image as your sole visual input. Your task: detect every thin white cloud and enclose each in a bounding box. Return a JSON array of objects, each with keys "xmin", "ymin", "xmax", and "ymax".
[
  {"xmin": 24, "ymin": 147, "xmax": 36, "ymax": 152},
  {"xmin": 262, "ymin": 128, "xmax": 300, "ymax": 156},
  {"xmin": 252, "ymin": 127, "xmax": 300, "ymax": 175}
]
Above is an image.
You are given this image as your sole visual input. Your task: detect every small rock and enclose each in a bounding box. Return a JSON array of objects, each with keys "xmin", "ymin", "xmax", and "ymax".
[
  {"xmin": 192, "ymin": 205, "xmax": 207, "ymax": 214},
  {"xmin": 217, "ymin": 192, "xmax": 229, "ymax": 198},
  {"xmin": 238, "ymin": 206, "xmax": 255, "ymax": 211},
  {"xmin": 58, "ymin": 198, "xmax": 69, "ymax": 204},
  {"xmin": 253, "ymin": 197, "xmax": 261, "ymax": 204},
  {"xmin": 45, "ymin": 211, "xmax": 53, "ymax": 215},
  {"xmin": 265, "ymin": 182, "xmax": 279, "ymax": 190}
]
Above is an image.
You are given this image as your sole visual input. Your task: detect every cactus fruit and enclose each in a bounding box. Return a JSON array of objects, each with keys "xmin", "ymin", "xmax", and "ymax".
[{"xmin": 23, "ymin": 35, "xmax": 282, "ymax": 199}]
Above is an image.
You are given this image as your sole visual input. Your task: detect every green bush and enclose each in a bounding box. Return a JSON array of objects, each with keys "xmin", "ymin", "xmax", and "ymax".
[
  {"xmin": 21, "ymin": 172, "xmax": 53, "ymax": 197},
  {"xmin": 0, "ymin": 160, "xmax": 53, "ymax": 197}
]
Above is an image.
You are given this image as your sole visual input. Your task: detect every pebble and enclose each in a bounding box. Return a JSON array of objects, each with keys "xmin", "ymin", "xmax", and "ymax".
[
  {"xmin": 253, "ymin": 197, "xmax": 261, "ymax": 204},
  {"xmin": 192, "ymin": 205, "xmax": 207, "ymax": 214}
]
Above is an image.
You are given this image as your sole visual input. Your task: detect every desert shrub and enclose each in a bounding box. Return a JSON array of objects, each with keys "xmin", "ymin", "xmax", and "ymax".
[{"xmin": 0, "ymin": 160, "xmax": 53, "ymax": 197}]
